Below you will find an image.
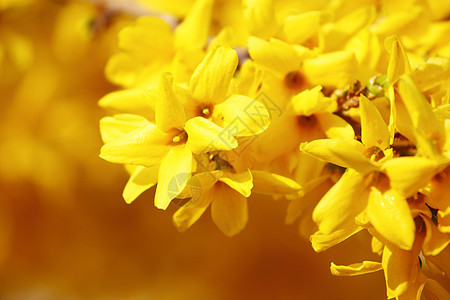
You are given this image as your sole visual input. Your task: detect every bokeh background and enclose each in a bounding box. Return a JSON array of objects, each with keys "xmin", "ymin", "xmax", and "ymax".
[{"xmin": 0, "ymin": 1, "xmax": 387, "ymax": 299}]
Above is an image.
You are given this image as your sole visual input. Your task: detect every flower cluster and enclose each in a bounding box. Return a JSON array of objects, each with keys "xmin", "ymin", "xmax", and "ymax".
[{"xmin": 99, "ymin": 0, "xmax": 450, "ymax": 298}]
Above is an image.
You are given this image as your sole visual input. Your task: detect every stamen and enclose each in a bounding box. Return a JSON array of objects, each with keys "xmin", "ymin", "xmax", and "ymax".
[
  {"xmin": 209, "ymin": 153, "xmax": 235, "ymax": 172},
  {"xmin": 170, "ymin": 130, "xmax": 188, "ymax": 145},
  {"xmin": 198, "ymin": 103, "xmax": 214, "ymax": 118},
  {"xmin": 364, "ymin": 146, "xmax": 385, "ymax": 161}
]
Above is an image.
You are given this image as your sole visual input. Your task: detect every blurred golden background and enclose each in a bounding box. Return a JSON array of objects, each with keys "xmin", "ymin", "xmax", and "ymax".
[{"xmin": 0, "ymin": 1, "xmax": 386, "ymax": 299}]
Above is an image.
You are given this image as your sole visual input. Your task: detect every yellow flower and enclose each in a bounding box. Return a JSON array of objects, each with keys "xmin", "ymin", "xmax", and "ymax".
[
  {"xmin": 100, "ymin": 46, "xmax": 270, "ymax": 209},
  {"xmin": 106, "ymin": 0, "xmax": 214, "ymax": 87},
  {"xmin": 173, "ymin": 169, "xmax": 252, "ymax": 236},
  {"xmin": 330, "ymin": 194, "xmax": 450, "ymax": 299},
  {"xmin": 301, "ymin": 96, "xmax": 438, "ymax": 250},
  {"xmin": 100, "ymin": 72, "xmax": 236, "ymax": 209},
  {"xmin": 251, "ymin": 85, "xmax": 354, "ymax": 165},
  {"xmin": 248, "ymin": 36, "xmax": 358, "ymax": 108}
]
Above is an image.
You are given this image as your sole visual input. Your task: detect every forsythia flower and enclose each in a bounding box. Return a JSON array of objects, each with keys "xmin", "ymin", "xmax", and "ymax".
[
  {"xmin": 100, "ymin": 45, "xmax": 271, "ymax": 212},
  {"xmin": 98, "ymin": 0, "xmax": 450, "ymax": 298}
]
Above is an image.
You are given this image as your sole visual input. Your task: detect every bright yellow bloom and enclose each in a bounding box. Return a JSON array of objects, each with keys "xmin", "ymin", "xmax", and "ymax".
[
  {"xmin": 106, "ymin": 0, "xmax": 214, "ymax": 87},
  {"xmin": 100, "ymin": 46, "xmax": 270, "ymax": 209},
  {"xmin": 173, "ymin": 169, "xmax": 252, "ymax": 236},
  {"xmin": 248, "ymin": 36, "xmax": 357, "ymax": 108},
  {"xmin": 92, "ymin": 1, "xmax": 450, "ymax": 298}
]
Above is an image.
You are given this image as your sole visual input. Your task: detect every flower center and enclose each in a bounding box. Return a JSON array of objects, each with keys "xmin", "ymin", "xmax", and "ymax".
[
  {"xmin": 364, "ymin": 146, "xmax": 385, "ymax": 161},
  {"xmin": 414, "ymin": 216, "xmax": 426, "ymax": 234},
  {"xmin": 284, "ymin": 71, "xmax": 307, "ymax": 90},
  {"xmin": 197, "ymin": 103, "xmax": 214, "ymax": 118},
  {"xmin": 209, "ymin": 153, "xmax": 235, "ymax": 172},
  {"xmin": 407, "ymin": 193, "xmax": 425, "ymax": 204},
  {"xmin": 297, "ymin": 115, "xmax": 318, "ymax": 129},
  {"xmin": 171, "ymin": 130, "xmax": 188, "ymax": 145},
  {"xmin": 369, "ymin": 172, "xmax": 390, "ymax": 192},
  {"xmin": 392, "ymin": 133, "xmax": 416, "ymax": 156}
]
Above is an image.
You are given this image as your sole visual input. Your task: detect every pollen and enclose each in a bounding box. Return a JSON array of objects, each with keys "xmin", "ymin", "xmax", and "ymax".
[
  {"xmin": 170, "ymin": 130, "xmax": 188, "ymax": 145},
  {"xmin": 197, "ymin": 103, "xmax": 214, "ymax": 118}
]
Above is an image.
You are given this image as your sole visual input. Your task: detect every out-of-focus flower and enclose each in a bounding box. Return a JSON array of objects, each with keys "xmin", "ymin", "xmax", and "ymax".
[{"xmin": 105, "ymin": 0, "xmax": 214, "ymax": 87}]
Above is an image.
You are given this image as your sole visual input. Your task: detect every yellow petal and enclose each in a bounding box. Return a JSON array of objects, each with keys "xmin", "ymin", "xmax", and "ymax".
[
  {"xmin": 293, "ymin": 150, "xmax": 327, "ymax": 187},
  {"xmin": 286, "ymin": 177, "xmax": 331, "ymax": 224},
  {"xmin": 345, "ymin": 29, "xmax": 381, "ymax": 71},
  {"xmin": 213, "ymin": 94, "xmax": 270, "ymax": 136},
  {"xmin": 174, "ymin": 0, "xmax": 213, "ymax": 50},
  {"xmin": 313, "ymin": 169, "xmax": 369, "ymax": 234},
  {"xmin": 156, "ymin": 73, "xmax": 186, "ymax": 132},
  {"xmin": 360, "ymin": 95, "xmax": 390, "ymax": 149},
  {"xmin": 397, "ymin": 75, "xmax": 445, "ymax": 154},
  {"xmin": 411, "ymin": 57, "xmax": 450, "ymax": 92},
  {"xmin": 185, "ymin": 117, "xmax": 238, "ymax": 154},
  {"xmin": 367, "ymin": 188, "xmax": 415, "ymax": 250},
  {"xmin": 397, "ymin": 273, "xmax": 427, "ymax": 300},
  {"xmin": 176, "ymin": 171, "xmax": 221, "ymax": 199},
  {"xmin": 118, "ymin": 17, "xmax": 174, "ymax": 62},
  {"xmin": 303, "ymin": 51, "xmax": 357, "ymax": 88},
  {"xmin": 251, "ymin": 170, "xmax": 301, "ymax": 195},
  {"xmin": 243, "ymin": 0, "xmax": 278, "ymax": 39},
  {"xmin": 218, "ymin": 170, "xmax": 253, "ymax": 197},
  {"xmin": 382, "ymin": 244, "xmax": 417, "ymax": 298},
  {"xmin": 154, "ymin": 146, "xmax": 194, "ymax": 210},
  {"xmin": 422, "ymin": 217, "xmax": 450, "ymax": 256},
  {"xmin": 385, "ymin": 35, "xmax": 411, "ymax": 84},
  {"xmin": 207, "ymin": 27, "xmax": 236, "ymax": 50},
  {"xmin": 106, "ymin": 16, "xmax": 174, "ymax": 87},
  {"xmin": 423, "ymin": 279, "xmax": 450, "ymax": 300},
  {"xmin": 291, "ymin": 86, "xmax": 336, "ymax": 116},
  {"xmin": 247, "ymin": 37, "xmax": 308, "ymax": 76},
  {"xmin": 429, "ymin": 171, "xmax": 450, "ymax": 212},
  {"xmin": 173, "ymin": 189, "xmax": 214, "ymax": 232},
  {"xmin": 98, "ymin": 89, "xmax": 154, "ymax": 120},
  {"xmin": 282, "ymin": 11, "xmax": 330, "ymax": 45},
  {"xmin": 300, "ymin": 139, "xmax": 378, "ymax": 174},
  {"xmin": 330, "ymin": 261, "xmax": 382, "ymax": 276},
  {"xmin": 438, "ymin": 208, "xmax": 450, "ymax": 234},
  {"xmin": 251, "ymin": 114, "xmax": 302, "ymax": 163},
  {"xmin": 100, "ymin": 114, "xmax": 150, "ymax": 144},
  {"xmin": 190, "ymin": 46, "xmax": 238, "ymax": 104},
  {"xmin": 381, "ymin": 157, "xmax": 438, "ymax": 198},
  {"xmin": 371, "ymin": 236, "xmax": 384, "ymax": 255},
  {"xmin": 393, "ymin": 91, "xmax": 417, "ymax": 143},
  {"xmin": 387, "ymin": 85, "xmax": 397, "ymax": 144},
  {"xmin": 171, "ymin": 48, "xmax": 205, "ymax": 83},
  {"xmin": 311, "ymin": 225, "xmax": 363, "ymax": 252},
  {"xmin": 100, "ymin": 124, "xmax": 171, "ymax": 167},
  {"xmin": 316, "ymin": 113, "xmax": 355, "ymax": 140},
  {"xmin": 123, "ymin": 165, "xmax": 159, "ymax": 204},
  {"xmin": 105, "ymin": 53, "xmax": 139, "ymax": 88},
  {"xmin": 211, "ymin": 183, "xmax": 248, "ymax": 236},
  {"xmin": 321, "ymin": 6, "xmax": 376, "ymax": 52}
]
